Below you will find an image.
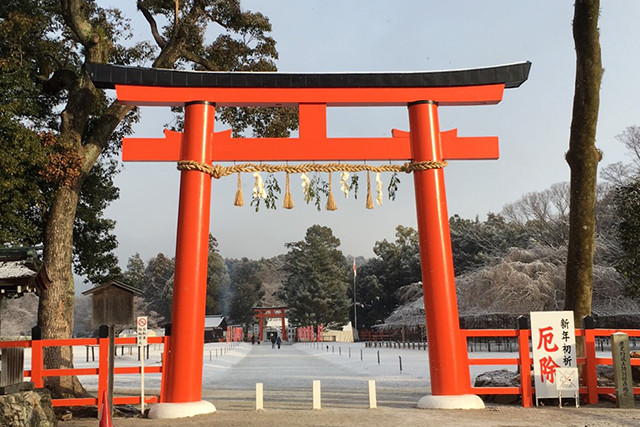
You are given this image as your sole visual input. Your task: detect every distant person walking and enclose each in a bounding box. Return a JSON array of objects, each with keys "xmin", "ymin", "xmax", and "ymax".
[
  {"xmin": 276, "ymin": 336, "xmax": 282, "ymax": 349},
  {"xmin": 251, "ymin": 335, "xmax": 256, "ymax": 345},
  {"xmin": 270, "ymin": 334, "xmax": 277, "ymax": 349}
]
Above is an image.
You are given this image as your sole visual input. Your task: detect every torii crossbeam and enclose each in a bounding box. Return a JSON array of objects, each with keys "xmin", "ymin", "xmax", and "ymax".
[{"xmin": 88, "ymin": 61, "xmax": 530, "ymax": 417}]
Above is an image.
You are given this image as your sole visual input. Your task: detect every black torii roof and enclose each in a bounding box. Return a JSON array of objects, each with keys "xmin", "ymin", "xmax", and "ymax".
[{"xmin": 87, "ymin": 62, "xmax": 531, "ymax": 90}]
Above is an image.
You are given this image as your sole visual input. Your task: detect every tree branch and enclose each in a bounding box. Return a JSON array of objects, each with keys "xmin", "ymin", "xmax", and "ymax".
[
  {"xmin": 137, "ymin": 1, "xmax": 167, "ymax": 49},
  {"xmin": 81, "ymin": 101, "xmax": 134, "ymax": 171},
  {"xmin": 38, "ymin": 69, "xmax": 77, "ymax": 94},
  {"xmin": 60, "ymin": 0, "xmax": 96, "ymax": 48},
  {"xmin": 180, "ymin": 50, "xmax": 220, "ymax": 71}
]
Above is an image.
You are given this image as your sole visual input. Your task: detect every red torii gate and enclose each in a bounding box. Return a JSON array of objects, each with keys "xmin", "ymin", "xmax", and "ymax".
[
  {"xmin": 88, "ymin": 62, "xmax": 530, "ymax": 417},
  {"xmin": 252, "ymin": 306, "xmax": 288, "ymax": 341}
]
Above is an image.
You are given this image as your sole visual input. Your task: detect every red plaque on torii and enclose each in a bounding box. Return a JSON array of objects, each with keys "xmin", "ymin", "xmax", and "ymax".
[{"xmin": 88, "ymin": 61, "xmax": 530, "ymax": 415}]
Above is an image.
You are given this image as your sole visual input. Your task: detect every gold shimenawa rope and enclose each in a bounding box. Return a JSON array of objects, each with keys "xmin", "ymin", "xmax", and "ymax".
[{"xmin": 176, "ymin": 160, "xmax": 448, "ymax": 179}]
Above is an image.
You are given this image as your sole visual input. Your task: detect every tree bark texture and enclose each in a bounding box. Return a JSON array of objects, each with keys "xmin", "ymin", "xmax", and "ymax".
[
  {"xmin": 564, "ymin": 0, "xmax": 603, "ymax": 327},
  {"xmin": 38, "ymin": 185, "xmax": 90, "ymax": 398}
]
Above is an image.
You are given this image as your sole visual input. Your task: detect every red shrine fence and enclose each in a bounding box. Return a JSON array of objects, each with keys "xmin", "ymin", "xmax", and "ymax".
[
  {"xmin": 0, "ymin": 334, "xmax": 166, "ymax": 409},
  {"xmin": 1, "ymin": 323, "xmax": 637, "ymax": 409}
]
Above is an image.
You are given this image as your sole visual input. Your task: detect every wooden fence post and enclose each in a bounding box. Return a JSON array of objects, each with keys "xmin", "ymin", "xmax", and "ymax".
[
  {"xmin": 97, "ymin": 325, "xmax": 109, "ymax": 416},
  {"xmin": 517, "ymin": 316, "xmax": 532, "ymax": 408},
  {"xmin": 582, "ymin": 315, "xmax": 598, "ymax": 405},
  {"xmin": 30, "ymin": 326, "xmax": 43, "ymax": 388}
]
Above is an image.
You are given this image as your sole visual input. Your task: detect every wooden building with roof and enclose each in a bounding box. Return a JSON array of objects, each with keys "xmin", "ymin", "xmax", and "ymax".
[{"xmin": 0, "ymin": 246, "xmax": 50, "ymax": 297}]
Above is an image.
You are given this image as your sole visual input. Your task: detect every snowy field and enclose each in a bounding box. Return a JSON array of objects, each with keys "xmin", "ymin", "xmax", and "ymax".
[{"xmin": 20, "ymin": 340, "xmax": 522, "ymax": 409}]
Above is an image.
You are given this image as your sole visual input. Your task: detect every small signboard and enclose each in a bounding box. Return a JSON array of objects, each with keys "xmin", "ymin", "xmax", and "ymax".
[
  {"xmin": 530, "ymin": 311, "xmax": 576, "ymax": 401},
  {"xmin": 556, "ymin": 367, "xmax": 579, "ymax": 407},
  {"xmin": 556, "ymin": 367, "xmax": 579, "ymax": 391},
  {"xmin": 137, "ymin": 316, "xmax": 148, "ymax": 346}
]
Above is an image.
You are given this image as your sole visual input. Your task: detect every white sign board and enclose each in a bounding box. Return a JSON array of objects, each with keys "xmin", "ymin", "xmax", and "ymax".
[
  {"xmin": 137, "ymin": 316, "xmax": 148, "ymax": 346},
  {"xmin": 530, "ymin": 311, "xmax": 576, "ymax": 399}
]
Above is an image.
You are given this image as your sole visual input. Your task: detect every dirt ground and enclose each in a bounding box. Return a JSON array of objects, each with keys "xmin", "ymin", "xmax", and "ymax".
[{"xmin": 62, "ymin": 403, "xmax": 640, "ymax": 427}]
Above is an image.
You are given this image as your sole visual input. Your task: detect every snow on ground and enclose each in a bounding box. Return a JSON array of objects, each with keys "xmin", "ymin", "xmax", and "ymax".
[
  {"xmin": 68, "ymin": 341, "xmax": 512, "ymax": 394},
  {"xmin": 19, "ymin": 340, "xmax": 613, "ymax": 406}
]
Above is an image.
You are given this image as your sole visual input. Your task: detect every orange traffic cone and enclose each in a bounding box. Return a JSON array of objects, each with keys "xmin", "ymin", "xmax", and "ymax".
[{"xmin": 99, "ymin": 389, "xmax": 113, "ymax": 427}]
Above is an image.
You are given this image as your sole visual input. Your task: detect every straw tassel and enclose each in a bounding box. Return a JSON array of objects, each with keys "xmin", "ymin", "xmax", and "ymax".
[
  {"xmin": 366, "ymin": 170, "xmax": 374, "ymax": 209},
  {"xmin": 326, "ymin": 172, "xmax": 337, "ymax": 211},
  {"xmin": 234, "ymin": 172, "xmax": 244, "ymax": 206},
  {"xmin": 283, "ymin": 172, "xmax": 294, "ymax": 209}
]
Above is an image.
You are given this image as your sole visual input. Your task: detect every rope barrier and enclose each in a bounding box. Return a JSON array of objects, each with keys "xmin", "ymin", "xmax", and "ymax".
[
  {"xmin": 176, "ymin": 159, "xmax": 448, "ymax": 210},
  {"xmin": 176, "ymin": 160, "xmax": 448, "ymax": 179}
]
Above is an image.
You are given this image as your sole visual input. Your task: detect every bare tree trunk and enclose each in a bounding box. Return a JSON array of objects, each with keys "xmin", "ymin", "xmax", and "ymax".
[
  {"xmin": 38, "ymin": 185, "xmax": 91, "ymax": 398},
  {"xmin": 564, "ymin": 0, "xmax": 603, "ymax": 327}
]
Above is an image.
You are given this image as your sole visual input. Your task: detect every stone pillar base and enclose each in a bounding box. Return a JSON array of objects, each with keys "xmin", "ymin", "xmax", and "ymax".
[
  {"xmin": 417, "ymin": 394, "xmax": 485, "ymax": 409},
  {"xmin": 148, "ymin": 400, "xmax": 216, "ymax": 419}
]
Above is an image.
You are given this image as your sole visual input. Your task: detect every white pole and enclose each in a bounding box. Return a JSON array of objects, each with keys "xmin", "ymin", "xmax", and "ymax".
[
  {"xmin": 353, "ymin": 264, "xmax": 358, "ymax": 341},
  {"xmin": 256, "ymin": 383, "xmax": 264, "ymax": 410},
  {"xmin": 312, "ymin": 380, "xmax": 321, "ymax": 410},
  {"xmin": 368, "ymin": 380, "xmax": 377, "ymax": 409},
  {"xmin": 140, "ymin": 346, "xmax": 145, "ymax": 415}
]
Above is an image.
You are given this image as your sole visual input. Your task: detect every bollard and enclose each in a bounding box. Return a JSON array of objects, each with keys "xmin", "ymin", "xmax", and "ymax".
[
  {"xmin": 256, "ymin": 383, "xmax": 264, "ymax": 410},
  {"xmin": 312, "ymin": 380, "xmax": 321, "ymax": 410},
  {"xmin": 368, "ymin": 380, "xmax": 377, "ymax": 409},
  {"xmin": 209, "ymin": 350, "xmax": 212, "ymax": 361},
  {"xmin": 377, "ymin": 351, "xmax": 380, "ymax": 365},
  {"xmin": 349, "ymin": 348, "xmax": 351, "ymax": 358},
  {"xmin": 361, "ymin": 349, "xmax": 363, "ymax": 361},
  {"xmin": 399, "ymin": 356, "xmax": 403, "ymax": 373},
  {"xmin": 332, "ymin": 345, "xmax": 334, "ymax": 354},
  {"xmin": 339, "ymin": 347, "xmax": 341, "ymax": 356}
]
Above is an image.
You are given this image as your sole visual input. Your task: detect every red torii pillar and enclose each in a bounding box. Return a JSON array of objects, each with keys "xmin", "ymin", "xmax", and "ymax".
[
  {"xmin": 409, "ymin": 101, "xmax": 471, "ymax": 402},
  {"xmin": 161, "ymin": 102, "xmax": 216, "ymax": 415},
  {"xmin": 87, "ymin": 61, "xmax": 530, "ymax": 416}
]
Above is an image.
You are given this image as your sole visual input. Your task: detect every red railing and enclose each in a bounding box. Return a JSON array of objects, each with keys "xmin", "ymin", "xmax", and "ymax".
[
  {"xmin": 464, "ymin": 327, "xmax": 640, "ymax": 407},
  {"xmin": 4, "ymin": 326, "xmax": 640, "ymax": 409},
  {"xmin": 0, "ymin": 335, "xmax": 168, "ymax": 409}
]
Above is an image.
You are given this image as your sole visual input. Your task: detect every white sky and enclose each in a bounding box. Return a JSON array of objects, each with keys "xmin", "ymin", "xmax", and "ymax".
[{"xmin": 103, "ymin": 1, "xmax": 640, "ymax": 269}]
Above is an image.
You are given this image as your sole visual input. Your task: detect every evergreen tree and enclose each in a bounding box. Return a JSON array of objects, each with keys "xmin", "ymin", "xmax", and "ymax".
[
  {"xmin": 450, "ymin": 213, "xmax": 529, "ymax": 275},
  {"xmin": 206, "ymin": 235, "xmax": 230, "ymax": 315},
  {"xmin": 614, "ymin": 177, "xmax": 640, "ymax": 295},
  {"xmin": 279, "ymin": 225, "xmax": 350, "ymax": 328},
  {"xmin": 122, "ymin": 253, "xmax": 146, "ymax": 290},
  {"xmin": 355, "ymin": 225, "xmax": 421, "ymax": 329},
  {"xmin": 143, "ymin": 253, "xmax": 174, "ymax": 321},
  {"xmin": 227, "ymin": 258, "xmax": 264, "ymax": 326}
]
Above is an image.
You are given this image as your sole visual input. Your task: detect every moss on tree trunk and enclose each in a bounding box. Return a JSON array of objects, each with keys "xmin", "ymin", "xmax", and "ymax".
[{"xmin": 564, "ymin": 0, "xmax": 603, "ymax": 328}]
